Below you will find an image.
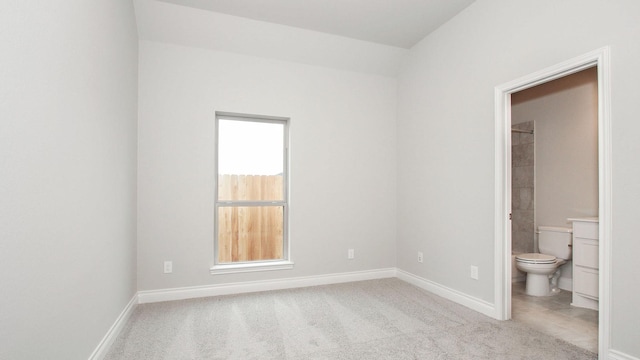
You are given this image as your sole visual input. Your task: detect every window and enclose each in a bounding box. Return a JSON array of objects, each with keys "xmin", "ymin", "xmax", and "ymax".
[{"xmin": 212, "ymin": 112, "xmax": 292, "ymax": 274}]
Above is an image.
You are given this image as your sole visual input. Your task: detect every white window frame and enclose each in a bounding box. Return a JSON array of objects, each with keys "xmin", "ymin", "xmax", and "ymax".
[{"xmin": 211, "ymin": 112, "xmax": 293, "ymax": 275}]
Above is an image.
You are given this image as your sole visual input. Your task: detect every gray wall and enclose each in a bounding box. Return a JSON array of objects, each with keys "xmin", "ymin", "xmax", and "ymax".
[
  {"xmin": 0, "ymin": 1, "xmax": 138, "ymax": 359},
  {"xmin": 136, "ymin": 41, "xmax": 398, "ymax": 290},
  {"xmin": 396, "ymin": 0, "xmax": 640, "ymax": 356}
]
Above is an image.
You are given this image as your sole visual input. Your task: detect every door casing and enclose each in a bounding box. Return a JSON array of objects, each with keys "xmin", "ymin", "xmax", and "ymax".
[{"xmin": 493, "ymin": 46, "xmax": 612, "ymax": 356}]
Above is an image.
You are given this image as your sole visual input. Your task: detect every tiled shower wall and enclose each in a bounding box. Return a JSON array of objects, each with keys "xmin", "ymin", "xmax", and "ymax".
[{"xmin": 512, "ymin": 121, "xmax": 535, "ymax": 253}]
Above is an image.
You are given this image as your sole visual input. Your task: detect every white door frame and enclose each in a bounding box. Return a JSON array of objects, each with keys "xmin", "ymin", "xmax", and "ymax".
[{"xmin": 494, "ymin": 46, "xmax": 612, "ymax": 357}]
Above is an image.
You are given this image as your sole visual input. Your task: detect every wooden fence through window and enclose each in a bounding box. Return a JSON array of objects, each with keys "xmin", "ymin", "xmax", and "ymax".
[{"xmin": 217, "ymin": 175, "xmax": 283, "ymax": 263}]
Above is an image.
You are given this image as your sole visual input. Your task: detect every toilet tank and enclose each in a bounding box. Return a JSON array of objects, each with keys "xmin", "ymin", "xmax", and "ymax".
[{"xmin": 537, "ymin": 226, "xmax": 573, "ymax": 260}]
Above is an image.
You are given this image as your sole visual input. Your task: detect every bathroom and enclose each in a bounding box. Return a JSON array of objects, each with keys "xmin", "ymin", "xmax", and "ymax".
[{"xmin": 510, "ymin": 67, "xmax": 599, "ymax": 353}]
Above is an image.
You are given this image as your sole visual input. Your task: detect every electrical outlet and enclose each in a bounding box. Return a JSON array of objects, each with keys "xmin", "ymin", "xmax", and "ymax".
[
  {"xmin": 470, "ymin": 265, "xmax": 479, "ymax": 280},
  {"xmin": 348, "ymin": 249, "xmax": 355, "ymax": 259},
  {"xmin": 164, "ymin": 261, "xmax": 173, "ymax": 274},
  {"xmin": 417, "ymin": 251, "xmax": 424, "ymax": 263}
]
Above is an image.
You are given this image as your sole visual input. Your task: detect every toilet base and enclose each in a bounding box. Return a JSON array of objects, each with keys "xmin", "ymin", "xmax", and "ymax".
[
  {"xmin": 516, "ymin": 257, "xmax": 566, "ymax": 297},
  {"xmin": 525, "ymin": 273, "xmax": 554, "ymax": 296}
]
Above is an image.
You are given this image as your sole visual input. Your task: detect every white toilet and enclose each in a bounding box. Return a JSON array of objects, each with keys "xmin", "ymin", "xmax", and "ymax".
[{"xmin": 515, "ymin": 226, "xmax": 572, "ymax": 296}]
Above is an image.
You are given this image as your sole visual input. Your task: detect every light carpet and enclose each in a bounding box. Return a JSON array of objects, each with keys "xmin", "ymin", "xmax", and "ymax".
[{"xmin": 105, "ymin": 278, "xmax": 596, "ymax": 359}]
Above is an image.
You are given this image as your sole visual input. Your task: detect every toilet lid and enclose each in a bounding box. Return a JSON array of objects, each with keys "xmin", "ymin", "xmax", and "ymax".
[{"xmin": 516, "ymin": 253, "xmax": 556, "ymax": 264}]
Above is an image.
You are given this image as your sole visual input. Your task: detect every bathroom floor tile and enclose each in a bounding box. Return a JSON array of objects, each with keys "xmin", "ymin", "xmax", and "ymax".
[{"xmin": 512, "ymin": 282, "xmax": 598, "ymax": 354}]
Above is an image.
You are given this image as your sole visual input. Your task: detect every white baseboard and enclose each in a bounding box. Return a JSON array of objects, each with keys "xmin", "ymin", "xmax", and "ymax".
[
  {"xmin": 396, "ymin": 269, "xmax": 496, "ymax": 318},
  {"xmin": 88, "ymin": 294, "xmax": 137, "ymax": 360},
  {"xmin": 138, "ymin": 268, "xmax": 397, "ymax": 304},
  {"xmin": 609, "ymin": 349, "xmax": 640, "ymax": 360}
]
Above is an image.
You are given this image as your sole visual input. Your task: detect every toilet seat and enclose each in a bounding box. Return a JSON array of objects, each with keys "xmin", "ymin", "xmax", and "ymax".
[{"xmin": 515, "ymin": 253, "xmax": 556, "ymax": 264}]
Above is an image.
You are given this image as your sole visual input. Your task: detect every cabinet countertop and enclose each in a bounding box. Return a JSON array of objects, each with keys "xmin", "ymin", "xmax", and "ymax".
[{"xmin": 567, "ymin": 217, "xmax": 599, "ymax": 223}]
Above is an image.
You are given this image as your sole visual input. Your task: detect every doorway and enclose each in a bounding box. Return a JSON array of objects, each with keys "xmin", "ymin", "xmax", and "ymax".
[
  {"xmin": 494, "ymin": 47, "xmax": 612, "ymax": 356},
  {"xmin": 510, "ymin": 67, "xmax": 599, "ymax": 353}
]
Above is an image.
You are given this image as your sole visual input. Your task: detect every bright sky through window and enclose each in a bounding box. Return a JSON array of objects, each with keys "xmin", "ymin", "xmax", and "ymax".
[{"xmin": 218, "ymin": 120, "xmax": 284, "ymax": 175}]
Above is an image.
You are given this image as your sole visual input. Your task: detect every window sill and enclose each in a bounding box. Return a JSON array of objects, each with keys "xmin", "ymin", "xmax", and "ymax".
[{"xmin": 210, "ymin": 260, "xmax": 294, "ymax": 275}]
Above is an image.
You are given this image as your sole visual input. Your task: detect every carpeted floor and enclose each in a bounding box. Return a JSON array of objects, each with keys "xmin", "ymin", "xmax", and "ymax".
[{"xmin": 105, "ymin": 278, "xmax": 597, "ymax": 359}]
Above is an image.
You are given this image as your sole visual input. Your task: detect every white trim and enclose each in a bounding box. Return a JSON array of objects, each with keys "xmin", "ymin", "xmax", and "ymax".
[
  {"xmin": 597, "ymin": 46, "xmax": 614, "ymax": 359},
  {"xmin": 609, "ymin": 350, "xmax": 640, "ymax": 360},
  {"xmin": 213, "ymin": 111, "xmax": 291, "ymax": 269},
  {"xmin": 138, "ymin": 268, "xmax": 397, "ymax": 304},
  {"xmin": 494, "ymin": 47, "xmax": 612, "ymax": 355},
  {"xmin": 396, "ymin": 269, "xmax": 496, "ymax": 318},
  {"xmin": 210, "ymin": 260, "xmax": 294, "ymax": 275},
  {"xmin": 494, "ymin": 80, "xmax": 512, "ymax": 321},
  {"xmin": 88, "ymin": 295, "xmax": 137, "ymax": 360}
]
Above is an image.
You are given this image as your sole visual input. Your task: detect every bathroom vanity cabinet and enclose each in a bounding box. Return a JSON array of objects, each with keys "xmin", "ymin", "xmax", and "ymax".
[{"xmin": 569, "ymin": 217, "xmax": 599, "ymax": 310}]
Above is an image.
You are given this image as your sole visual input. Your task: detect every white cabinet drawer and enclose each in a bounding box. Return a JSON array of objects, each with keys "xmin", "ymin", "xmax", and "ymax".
[
  {"xmin": 574, "ymin": 238, "xmax": 599, "ymax": 269},
  {"xmin": 574, "ymin": 267, "xmax": 599, "ymax": 299},
  {"xmin": 573, "ymin": 221, "xmax": 598, "ymax": 240}
]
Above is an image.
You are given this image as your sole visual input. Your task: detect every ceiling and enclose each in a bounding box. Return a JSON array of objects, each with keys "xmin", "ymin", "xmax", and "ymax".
[{"xmin": 157, "ymin": 0, "xmax": 476, "ymax": 49}]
